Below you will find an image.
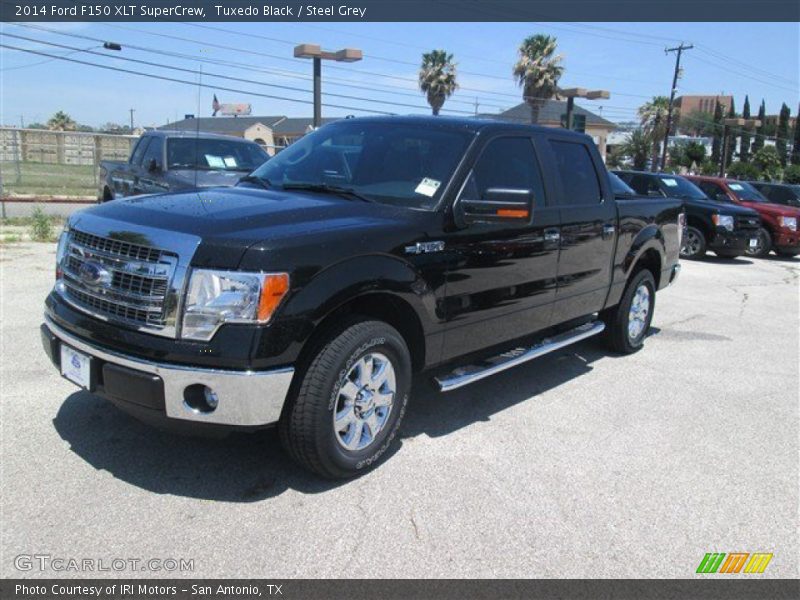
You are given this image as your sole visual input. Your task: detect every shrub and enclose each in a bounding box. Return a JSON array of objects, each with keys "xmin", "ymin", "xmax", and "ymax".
[
  {"xmin": 784, "ymin": 164, "xmax": 800, "ymax": 185},
  {"xmin": 726, "ymin": 162, "xmax": 761, "ymax": 181},
  {"xmin": 699, "ymin": 161, "xmax": 718, "ymax": 176},
  {"xmin": 29, "ymin": 206, "xmax": 54, "ymax": 242},
  {"xmin": 752, "ymin": 146, "xmax": 783, "ymax": 181}
]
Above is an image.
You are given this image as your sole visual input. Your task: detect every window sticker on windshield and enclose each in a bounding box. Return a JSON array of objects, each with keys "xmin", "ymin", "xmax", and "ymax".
[
  {"xmin": 415, "ymin": 177, "xmax": 441, "ymax": 197},
  {"xmin": 729, "ymin": 183, "xmax": 744, "ymax": 191},
  {"xmin": 223, "ymin": 156, "xmax": 238, "ymax": 168},
  {"xmin": 205, "ymin": 154, "xmax": 226, "ymax": 169},
  {"xmin": 663, "ymin": 178, "xmax": 678, "ymax": 187}
]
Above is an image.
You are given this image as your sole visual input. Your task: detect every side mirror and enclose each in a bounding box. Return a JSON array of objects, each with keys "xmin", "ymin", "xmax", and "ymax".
[
  {"xmin": 461, "ymin": 187, "xmax": 533, "ymax": 225},
  {"xmin": 147, "ymin": 158, "xmax": 161, "ymax": 173}
]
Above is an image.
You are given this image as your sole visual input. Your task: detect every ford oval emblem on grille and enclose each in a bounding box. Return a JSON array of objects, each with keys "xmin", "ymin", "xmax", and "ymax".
[{"xmin": 78, "ymin": 261, "xmax": 112, "ymax": 288}]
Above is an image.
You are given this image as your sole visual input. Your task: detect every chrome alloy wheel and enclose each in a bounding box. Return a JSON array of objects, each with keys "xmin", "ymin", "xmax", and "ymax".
[
  {"xmin": 681, "ymin": 229, "xmax": 702, "ymax": 257},
  {"xmin": 628, "ymin": 284, "xmax": 651, "ymax": 341},
  {"xmin": 745, "ymin": 230, "xmax": 767, "ymax": 256},
  {"xmin": 333, "ymin": 352, "xmax": 396, "ymax": 452}
]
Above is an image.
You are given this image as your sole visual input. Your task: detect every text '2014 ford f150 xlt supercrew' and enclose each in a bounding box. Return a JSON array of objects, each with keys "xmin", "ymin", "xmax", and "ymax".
[{"xmin": 42, "ymin": 116, "xmax": 683, "ymax": 478}]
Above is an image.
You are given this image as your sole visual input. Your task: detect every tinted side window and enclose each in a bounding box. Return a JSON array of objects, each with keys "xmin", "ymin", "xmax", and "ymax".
[
  {"xmin": 549, "ymin": 140, "xmax": 602, "ymax": 205},
  {"xmin": 130, "ymin": 137, "xmax": 151, "ymax": 166},
  {"xmin": 142, "ymin": 136, "xmax": 164, "ymax": 168},
  {"xmin": 464, "ymin": 137, "xmax": 546, "ymax": 207},
  {"xmin": 698, "ymin": 181, "xmax": 727, "ymax": 201}
]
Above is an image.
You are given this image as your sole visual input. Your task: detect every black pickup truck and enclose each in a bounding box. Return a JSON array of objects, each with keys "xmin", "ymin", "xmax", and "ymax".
[
  {"xmin": 613, "ymin": 170, "xmax": 761, "ymax": 259},
  {"xmin": 97, "ymin": 130, "xmax": 269, "ymax": 201},
  {"xmin": 43, "ymin": 116, "xmax": 682, "ymax": 478}
]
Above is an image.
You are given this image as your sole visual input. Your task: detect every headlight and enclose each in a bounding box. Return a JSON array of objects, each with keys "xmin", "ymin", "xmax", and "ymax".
[
  {"xmin": 181, "ymin": 269, "xmax": 289, "ymax": 341},
  {"xmin": 778, "ymin": 216, "xmax": 797, "ymax": 231},
  {"xmin": 712, "ymin": 214, "xmax": 734, "ymax": 231},
  {"xmin": 55, "ymin": 229, "xmax": 69, "ymax": 280}
]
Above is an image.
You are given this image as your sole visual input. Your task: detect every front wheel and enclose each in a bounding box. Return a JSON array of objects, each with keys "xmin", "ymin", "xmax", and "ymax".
[
  {"xmin": 279, "ymin": 319, "xmax": 411, "ymax": 479},
  {"xmin": 745, "ymin": 227, "xmax": 772, "ymax": 258},
  {"xmin": 681, "ymin": 226, "xmax": 706, "ymax": 259},
  {"xmin": 602, "ymin": 269, "xmax": 656, "ymax": 354}
]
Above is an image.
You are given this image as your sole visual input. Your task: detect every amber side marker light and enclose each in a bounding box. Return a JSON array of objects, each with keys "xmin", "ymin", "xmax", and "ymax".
[
  {"xmin": 257, "ymin": 273, "xmax": 290, "ymax": 321},
  {"xmin": 496, "ymin": 209, "xmax": 530, "ymax": 218}
]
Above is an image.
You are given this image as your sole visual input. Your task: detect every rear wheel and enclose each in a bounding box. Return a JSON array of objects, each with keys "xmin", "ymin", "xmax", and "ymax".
[
  {"xmin": 603, "ymin": 269, "xmax": 656, "ymax": 354},
  {"xmin": 681, "ymin": 226, "xmax": 706, "ymax": 259},
  {"xmin": 279, "ymin": 319, "xmax": 411, "ymax": 479},
  {"xmin": 746, "ymin": 227, "xmax": 772, "ymax": 258}
]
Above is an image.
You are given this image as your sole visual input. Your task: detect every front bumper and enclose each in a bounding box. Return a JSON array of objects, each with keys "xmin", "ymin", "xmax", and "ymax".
[
  {"xmin": 774, "ymin": 231, "xmax": 800, "ymax": 253},
  {"xmin": 41, "ymin": 316, "xmax": 294, "ymax": 429},
  {"xmin": 709, "ymin": 228, "xmax": 757, "ymax": 253}
]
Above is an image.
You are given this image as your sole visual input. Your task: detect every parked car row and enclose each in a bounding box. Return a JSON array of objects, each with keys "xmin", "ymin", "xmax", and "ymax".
[{"xmin": 612, "ymin": 170, "xmax": 800, "ymax": 260}]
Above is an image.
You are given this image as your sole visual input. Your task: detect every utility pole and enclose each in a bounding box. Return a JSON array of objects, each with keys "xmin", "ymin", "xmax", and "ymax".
[
  {"xmin": 474, "ymin": 97, "xmax": 479, "ymax": 116},
  {"xmin": 660, "ymin": 43, "xmax": 693, "ymax": 171},
  {"xmin": 129, "ymin": 108, "xmax": 135, "ymax": 131}
]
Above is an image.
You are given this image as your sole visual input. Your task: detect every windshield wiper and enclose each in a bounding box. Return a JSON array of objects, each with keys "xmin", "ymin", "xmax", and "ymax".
[
  {"xmin": 282, "ymin": 182, "xmax": 372, "ymax": 203},
  {"xmin": 237, "ymin": 174, "xmax": 272, "ymax": 190}
]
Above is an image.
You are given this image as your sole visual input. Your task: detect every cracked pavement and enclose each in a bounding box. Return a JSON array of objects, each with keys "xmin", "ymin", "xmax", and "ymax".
[{"xmin": 1, "ymin": 242, "xmax": 798, "ymax": 578}]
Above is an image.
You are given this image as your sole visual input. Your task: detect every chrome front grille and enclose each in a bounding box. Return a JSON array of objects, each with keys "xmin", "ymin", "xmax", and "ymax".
[{"xmin": 59, "ymin": 228, "xmax": 178, "ymax": 333}]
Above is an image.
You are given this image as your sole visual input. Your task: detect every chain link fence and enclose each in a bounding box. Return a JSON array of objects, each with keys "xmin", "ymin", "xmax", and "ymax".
[{"xmin": 0, "ymin": 128, "xmax": 138, "ymax": 199}]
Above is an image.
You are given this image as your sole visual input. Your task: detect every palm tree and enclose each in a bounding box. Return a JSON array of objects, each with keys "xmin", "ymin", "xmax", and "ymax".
[
  {"xmin": 47, "ymin": 111, "xmax": 77, "ymax": 131},
  {"xmin": 638, "ymin": 96, "xmax": 670, "ymax": 171},
  {"xmin": 621, "ymin": 129, "xmax": 653, "ymax": 171},
  {"xmin": 418, "ymin": 50, "xmax": 458, "ymax": 116},
  {"xmin": 513, "ymin": 34, "xmax": 564, "ymax": 124}
]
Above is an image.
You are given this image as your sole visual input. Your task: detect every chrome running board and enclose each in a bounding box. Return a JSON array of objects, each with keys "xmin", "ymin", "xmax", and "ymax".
[{"xmin": 434, "ymin": 320, "xmax": 606, "ymax": 392}]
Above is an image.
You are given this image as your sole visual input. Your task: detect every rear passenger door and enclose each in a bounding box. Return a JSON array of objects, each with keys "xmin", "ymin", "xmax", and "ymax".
[{"xmin": 540, "ymin": 136, "xmax": 617, "ymax": 323}]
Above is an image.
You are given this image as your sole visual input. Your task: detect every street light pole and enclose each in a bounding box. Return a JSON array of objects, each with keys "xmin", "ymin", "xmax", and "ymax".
[
  {"xmin": 560, "ymin": 88, "xmax": 610, "ymax": 131},
  {"xmin": 294, "ymin": 44, "xmax": 363, "ymax": 128}
]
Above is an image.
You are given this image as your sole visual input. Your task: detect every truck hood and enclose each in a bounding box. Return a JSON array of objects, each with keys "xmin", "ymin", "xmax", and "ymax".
[
  {"xmin": 76, "ymin": 186, "xmax": 432, "ymax": 269},
  {"xmin": 682, "ymin": 197, "xmax": 759, "ymax": 216},
  {"xmin": 169, "ymin": 169, "xmax": 246, "ymax": 189}
]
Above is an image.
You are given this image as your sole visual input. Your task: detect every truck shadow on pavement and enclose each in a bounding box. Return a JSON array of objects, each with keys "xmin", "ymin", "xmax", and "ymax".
[{"xmin": 52, "ymin": 337, "xmax": 633, "ymax": 502}]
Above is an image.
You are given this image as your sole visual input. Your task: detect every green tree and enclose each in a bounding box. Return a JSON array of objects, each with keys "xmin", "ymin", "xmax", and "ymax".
[
  {"xmin": 776, "ymin": 102, "xmax": 791, "ymax": 166},
  {"xmin": 726, "ymin": 161, "xmax": 761, "ymax": 181},
  {"xmin": 513, "ymin": 34, "xmax": 564, "ymax": 124},
  {"xmin": 620, "ymin": 129, "xmax": 652, "ymax": 171},
  {"xmin": 739, "ymin": 95, "xmax": 752, "ymax": 163},
  {"xmin": 680, "ymin": 109, "xmax": 715, "ymax": 136},
  {"xmin": 724, "ymin": 98, "xmax": 737, "ymax": 169},
  {"xmin": 710, "ymin": 101, "xmax": 724, "ymax": 166},
  {"xmin": 783, "ymin": 164, "xmax": 800, "ymax": 184},
  {"xmin": 792, "ymin": 102, "xmax": 800, "ymax": 165},
  {"xmin": 46, "ymin": 111, "xmax": 77, "ymax": 131},
  {"xmin": 638, "ymin": 96, "xmax": 670, "ymax": 171},
  {"xmin": 752, "ymin": 146, "xmax": 783, "ymax": 181},
  {"xmin": 684, "ymin": 141, "xmax": 707, "ymax": 165},
  {"xmin": 751, "ymin": 99, "xmax": 766, "ymax": 154},
  {"xmin": 418, "ymin": 50, "xmax": 458, "ymax": 116}
]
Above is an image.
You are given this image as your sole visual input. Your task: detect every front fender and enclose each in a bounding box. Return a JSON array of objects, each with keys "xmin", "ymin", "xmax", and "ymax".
[{"xmin": 248, "ymin": 254, "xmax": 440, "ymax": 370}]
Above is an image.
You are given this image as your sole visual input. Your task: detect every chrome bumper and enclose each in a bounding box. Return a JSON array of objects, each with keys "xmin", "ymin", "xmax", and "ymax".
[{"xmin": 43, "ymin": 316, "xmax": 294, "ymax": 427}]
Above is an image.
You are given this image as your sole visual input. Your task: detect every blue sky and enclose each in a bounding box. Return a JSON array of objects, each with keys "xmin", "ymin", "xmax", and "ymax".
[{"xmin": 1, "ymin": 21, "xmax": 798, "ymax": 128}]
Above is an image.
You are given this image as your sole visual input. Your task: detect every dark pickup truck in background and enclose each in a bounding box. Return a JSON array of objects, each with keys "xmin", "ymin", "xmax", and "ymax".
[
  {"xmin": 749, "ymin": 181, "xmax": 800, "ymax": 209},
  {"xmin": 97, "ymin": 130, "xmax": 269, "ymax": 201},
  {"xmin": 43, "ymin": 116, "xmax": 682, "ymax": 478},
  {"xmin": 613, "ymin": 170, "xmax": 761, "ymax": 260}
]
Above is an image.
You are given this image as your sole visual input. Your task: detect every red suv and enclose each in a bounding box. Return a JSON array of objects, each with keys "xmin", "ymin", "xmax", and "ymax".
[{"xmin": 686, "ymin": 175, "xmax": 800, "ymax": 258}]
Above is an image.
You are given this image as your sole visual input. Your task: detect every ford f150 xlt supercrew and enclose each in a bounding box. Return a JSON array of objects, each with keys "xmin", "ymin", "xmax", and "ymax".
[
  {"xmin": 42, "ymin": 116, "xmax": 682, "ymax": 478},
  {"xmin": 98, "ymin": 130, "xmax": 269, "ymax": 202}
]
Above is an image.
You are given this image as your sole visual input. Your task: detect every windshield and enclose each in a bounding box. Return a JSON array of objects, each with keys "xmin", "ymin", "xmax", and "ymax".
[
  {"xmin": 608, "ymin": 172, "xmax": 636, "ymax": 196},
  {"xmin": 248, "ymin": 120, "xmax": 473, "ymax": 210},
  {"xmin": 727, "ymin": 181, "xmax": 769, "ymax": 202},
  {"xmin": 167, "ymin": 138, "xmax": 269, "ymax": 172},
  {"xmin": 657, "ymin": 175, "xmax": 708, "ymax": 200}
]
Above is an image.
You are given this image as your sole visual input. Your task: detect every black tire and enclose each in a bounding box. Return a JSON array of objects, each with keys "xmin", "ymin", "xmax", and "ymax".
[
  {"xmin": 714, "ymin": 250, "xmax": 742, "ymax": 259},
  {"xmin": 602, "ymin": 269, "xmax": 656, "ymax": 354},
  {"xmin": 279, "ymin": 319, "xmax": 412, "ymax": 479},
  {"xmin": 745, "ymin": 227, "xmax": 772, "ymax": 258},
  {"xmin": 102, "ymin": 187, "xmax": 114, "ymax": 202},
  {"xmin": 681, "ymin": 226, "xmax": 706, "ymax": 259}
]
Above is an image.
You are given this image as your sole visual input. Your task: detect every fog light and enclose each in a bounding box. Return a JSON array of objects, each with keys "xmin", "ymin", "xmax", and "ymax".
[{"xmin": 183, "ymin": 384, "xmax": 219, "ymax": 413}]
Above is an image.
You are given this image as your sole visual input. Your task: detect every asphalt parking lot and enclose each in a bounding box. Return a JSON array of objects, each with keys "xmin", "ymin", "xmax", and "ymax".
[{"xmin": 1, "ymin": 240, "xmax": 797, "ymax": 579}]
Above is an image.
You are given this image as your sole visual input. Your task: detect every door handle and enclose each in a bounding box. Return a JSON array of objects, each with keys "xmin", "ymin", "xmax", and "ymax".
[
  {"xmin": 602, "ymin": 224, "xmax": 616, "ymax": 239},
  {"xmin": 544, "ymin": 228, "xmax": 560, "ymax": 243}
]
